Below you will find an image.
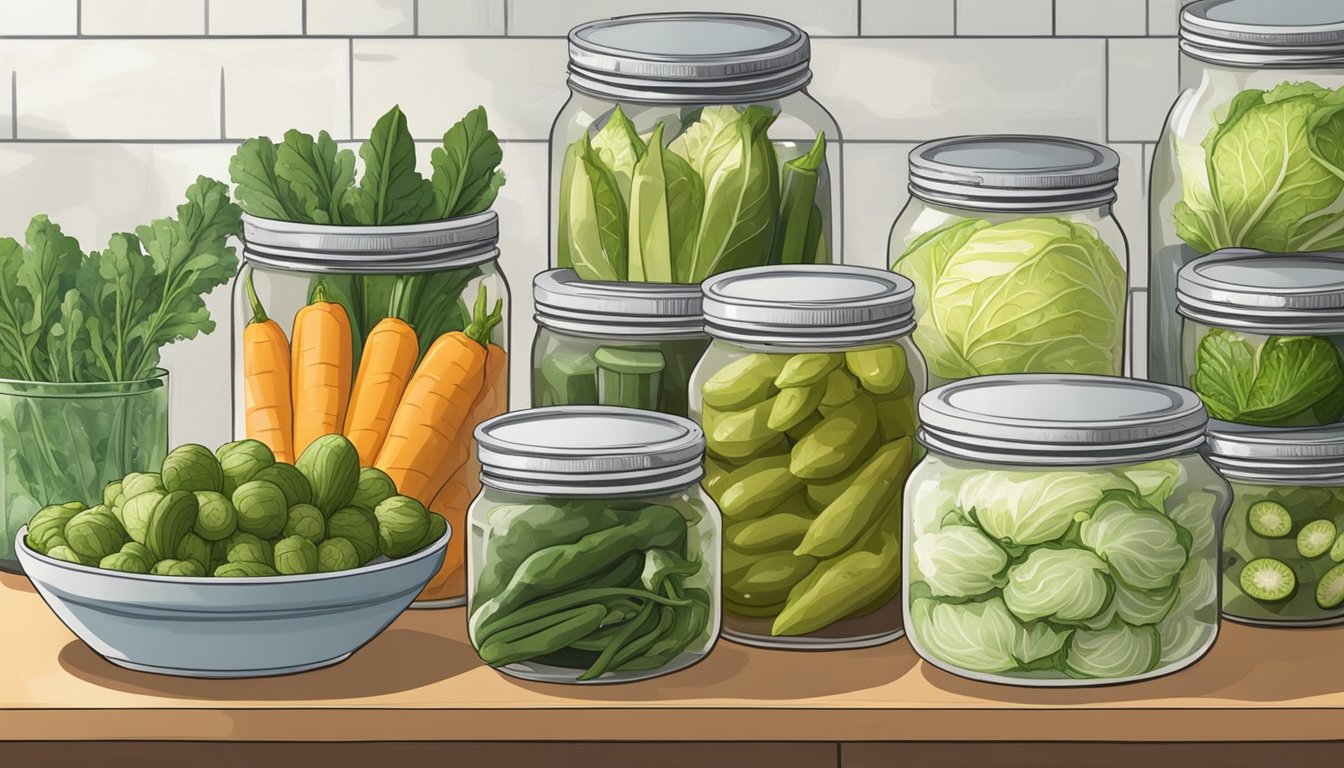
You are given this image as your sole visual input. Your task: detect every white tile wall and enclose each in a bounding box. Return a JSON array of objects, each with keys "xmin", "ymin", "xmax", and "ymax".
[{"xmin": 0, "ymin": 0, "xmax": 1184, "ymax": 445}]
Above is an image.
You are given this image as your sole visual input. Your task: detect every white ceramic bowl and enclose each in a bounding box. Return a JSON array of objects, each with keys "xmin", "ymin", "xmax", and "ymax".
[{"xmin": 16, "ymin": 527, "xmax": 449, "ymax": 678}]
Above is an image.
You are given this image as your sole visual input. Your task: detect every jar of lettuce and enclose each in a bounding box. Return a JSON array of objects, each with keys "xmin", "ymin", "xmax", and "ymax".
[
  {"xmin": 466, "ymin": 407, "xmax": 720, "ymax": 683},
  {"xmin": 888, "ymin": 135, "xmax": 1128, "ymax": 388},
  {"xmin": 552, "ymin": 12, "xmax": 840, "ymax": 284},
  {"xmin": 1177, "ymin": 250, "xmax": 1344, "ymax": 427},
  {"xmin": 532, "ymin": 269, "xmax": 707, "ymax": 418},
  {"xmin": 691, "ymin": 265, "xmax": 923, "ymax": 649},
  {"xmin": 907, "ymin": 375, "xmax": 1229, "ymax": 686},
  {"xmin": 1148, "ymin": 0, "xmax": 1344, "ymax": 384},
  {"xmin": 1207, "ymin": 422, "xmax": 1344, "ymax": 626}
]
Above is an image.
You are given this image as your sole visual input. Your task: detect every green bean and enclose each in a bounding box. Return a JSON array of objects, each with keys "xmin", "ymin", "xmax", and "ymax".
[
  {"xmin": 475, "ymin": 586, "xmax": 691, "ymax": 645},
  {"xmin": 477, "ymin": 604, "xmax": 609, "ymax": 666},
  {"xmin": 579, "ymin": 600, "xmax": 657, "ymax": 681}
]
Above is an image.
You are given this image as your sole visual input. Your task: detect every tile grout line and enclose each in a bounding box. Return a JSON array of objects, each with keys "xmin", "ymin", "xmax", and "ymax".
[
  {"xmin": 76, "ymin": 0, "xmax": 82, "ymax": 35},
  {"xmin": 204, "ymin": 0, "xmax": 210, "ymax": 35},
  {"xmin": 10, "ymin": 71, "xmax": 16, "ymax": 140},
  {"xmin": 504, "ymin": 0, "xmax": 510, "ymax": 36},
  {"xmin": 347, "ymin": 37, "xmax": 354, "ymax": 141},
  {"xmin": 302, "ymin": 0, "xmax": 307, "ymax": 36},
  {"xmin": 1103, "ymin": 38, "xmax": 1110, "ymax": 144},
  {"xmin": 856, "ymin": 0, "xmax": 862, "ymax": 36},
  {"xmin": 219, "ymin": 67, "xmax": 226, "ymax": 140},
  {"xmin": 413, "ymin": 0, "xmax": 418, "ymax": 36},
  {"xmin": 952, "ymin": 0, "xmax": 958, "ymax": 35},
  {"xmin": 0, "ymin": 33, "xmax": 1178, "ymax": 40}
]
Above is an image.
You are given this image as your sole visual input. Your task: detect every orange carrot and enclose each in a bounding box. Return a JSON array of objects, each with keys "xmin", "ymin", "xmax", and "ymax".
[
  {"xmin": 343, "ymin": 317, "xmax": 419, "ymax": 465},
  {"xmin": 291, "ymin": 283, "xmax": 353, "ymax": 457},
  {"xmin": 242, "ymin": 274, "xmax": 294, "ymax": 462},
  {"xmin": 374, "ymin": 284, "xmax": 504, "ymax": 503}
]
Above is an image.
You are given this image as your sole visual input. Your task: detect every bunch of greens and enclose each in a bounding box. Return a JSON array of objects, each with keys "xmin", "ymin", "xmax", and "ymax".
[
  {"xmin": 908, "ymin": 461, "xmax": 1219, "ymax": 681},
  {"xmin": 230, "ymin": 104, "xmax": 505, "ymax": 226},
  {"xmin": 892, "ymin": 216, "xmax": 1126, "ymax": 384},
  {"xmin": 1191, "ymin": 328, "xmax": 1344, "ymax": 426},
  {"xmin": 557, "ymin": 105, "xmax": 829, "ymax": 284},
  {"xmin": 1175, "ymin": 81, "xmax": 1344, "ymax": 253}
]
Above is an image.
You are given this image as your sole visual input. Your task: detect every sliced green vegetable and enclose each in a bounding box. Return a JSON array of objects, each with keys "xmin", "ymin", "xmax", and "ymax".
[{"xmin": 594, "ymin": 346, "xmax": 665, "ymax": 410}]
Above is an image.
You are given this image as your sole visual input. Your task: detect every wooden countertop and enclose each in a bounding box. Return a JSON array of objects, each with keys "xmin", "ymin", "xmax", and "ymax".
[{"xmin": 2, "ymin": 571, "xmax": 1342, "ymax": 744}]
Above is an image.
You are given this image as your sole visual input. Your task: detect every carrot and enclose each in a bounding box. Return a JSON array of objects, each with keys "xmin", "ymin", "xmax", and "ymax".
[
  {"xmin": 374, "ymin": 284, "xmax": 504, "ymax": 503},
  {"xmin": 343, "ymin": 317, "xmax": 419, "ymax": 465},
  {"xmin": 242, "ymin": 274, "xmax": 294, "ymax": 462},
  {"xmin": 291, "ymin": 283, "xmax": 353, "ymax": 457}
]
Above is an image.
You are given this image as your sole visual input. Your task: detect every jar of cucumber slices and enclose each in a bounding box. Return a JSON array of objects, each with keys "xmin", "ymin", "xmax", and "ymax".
[
  {"xmin": 1207, "ymin": 422, "xmax": 1344, "ymax": 626},
  {"xmin": 690, "ymin": 265, "xmax": 924, "ymax": 649}
]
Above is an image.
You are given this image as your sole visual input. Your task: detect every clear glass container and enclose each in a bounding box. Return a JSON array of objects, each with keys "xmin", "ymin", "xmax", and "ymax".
[
  {"xmin": 690, "ymin": 265, "xmax": 924, "ymax": 649},
  {"xmin": 465, "ymin": 407, "xmax": 720, "ymax": 683},
  {"xmin": 1148, "ymin": 0, "xmax": 1344, "ymax": 384},
  {"xmin": 1207, "ymin": 422, "xmax": 1344, "ymax": 626},
  {"xmin": 888, "ymin": 136, "xmax": 1128, "ymax": 388},
  {"xmin": 531, "ymin": 269, "xmax": 708, "ymax": 418},
  {"xmin": 233, "ymin": 212, "xmax": 509, "ymax": 607},
  {"xmin": 550, "ymin": 12, "xmax": 841, "ymax": 283},
  {"xmin": 906, "ymin": 375, "xmax": 1230, "ymax": 686},
  {"xmin": 1177, "ymin": 250, "xmax": 1344, "ymax": 427}
]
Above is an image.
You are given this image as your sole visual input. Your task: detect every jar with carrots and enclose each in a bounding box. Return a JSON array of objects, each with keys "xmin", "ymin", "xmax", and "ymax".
[{"xmin": 232, "ymin": 211, "xmax": 510, "ymax": 608}]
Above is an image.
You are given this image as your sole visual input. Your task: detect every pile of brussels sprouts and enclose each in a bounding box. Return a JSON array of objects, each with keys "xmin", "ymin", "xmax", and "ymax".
[{"xmin": 24, "ymin": 435, "xmax": 445, "ymax": 577}]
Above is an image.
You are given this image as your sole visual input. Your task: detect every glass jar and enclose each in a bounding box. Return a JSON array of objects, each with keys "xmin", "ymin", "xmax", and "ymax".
[
  {"xmin": 551, "ymin": 12, "xmax": 841, "ymax": 284},
  {"xmin": 690, "ymin": 265, "xmax": 924, "ymax": 649},
  {"xmin": 531, "ymin": 269, "xmax": 708, "ymax": 418},
  {"xmin": 465, "ymin": 407, "xmax": 720, "ymax": 683},
  {"xmin": 888, "ymin": 135, "xmax": 1128, "ymax": 388},
  {"xmin": 906, "ymin": 375, "xmax": 1230, "ymax": 686},
  {"xmin": 233, "ymin": 212, "xmax": 509, "ymax": 608},
  {"xmin": 1177, "ymin": 250, "xmax": 1344, "ymax": 427},
  {"xmin": 1148, "ymin": 0, "xmax": 1344, "ymax": 384},
  {"xmin": 1207, "ymin": 422, "xmax": 1344, "ymax": 626}
]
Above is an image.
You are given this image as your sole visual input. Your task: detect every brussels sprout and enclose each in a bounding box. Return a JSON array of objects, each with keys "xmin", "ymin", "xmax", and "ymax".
[
  {"xmin": 121, "ymin": 472, "xmax": 164, "ymax": 499},
  {"xmin": 46, "ymin": 545, "xmax": 91, "ymax": 565},
  {"xmin": 145, "ymin": 490, "xmax": 199, "ymax": 561},
  {"xmin": 114, "ymin": 489, "xmax": 166, "ymax": 545},
  {"xmin": 373, "ymin": 495, "xmax": 431, "ymax": 558},
  {"xmin": 1003, "ymin": 547, "xmax": 1112, "ymax": 623},
  {"xmin": 100, "ymin": 552, "xmax": 150, "ymax": 574},
  {"xmin": 317, "ymin": 537, "xmax": 360, "ymax": 572},
  {"xmin": 225, "ymin": 532, "xmax": 274, "ymax": 566},
  {"xmin": 232, "ymin": 479, "xmax": 288, "ymax": 539},
  {"xmin": 64, "ymin": 507, "xmax": 127, "ymax": 561},
  {"xmin": 102, "ymin": 480, "xmax": 124, "ymax": 509},
  {"xmin": 295, "ymin": 434, "xmax": 360, "ymax": 516},
  {"xmin": 193, "ymin": 491, "xmax": 237, "ymax": 541},
  {"xmin": 1010, "ymin": 620, "xmax": 1071, "ymax": 668},
  {"xmin": 176, "ymin": 532, "xmax": 214, "ymax": 571},
  {"xmin": 326, "ymin": 506, "xmax": 379, "ymax": 564},
  {"xmin": 26, "ymin": 504, "xmax": 83, "ymax": 554},
  {"xmin": 214, "ymin": 560, "xmax": 279, "ymax": 578},
  {"xmin": 283, "ymin": 503, "xmax": 325, "ymax": 545},
  {"xmin": 216, "ymin": 439, "xmax": 275, "ymax": 496},
  {"xmin": 119, "ymin": 541, "xmax": 154, "ymax": 568},
  {"xmin": 1065, "ymin": 624, "xmax": 1160, "ymax": 679},
  {"xmin": 252, "ymin": 463, "xmax": 314, "ymax": 507},
  {"xmin": 959, "ymin": 470, "xmax": 1135, "ymax": 547},
  {"xmin": 161, "ymin": 443, "xmax": 224, "ymax": 493},
  {"xmin": 274, "ymin": 535, "xmax": 319, "ymax": 575},
  {"xmin": 909, "ymin": 596, "xmax": 1019, "ymax": 674},
  {"xmin": 1080, "ymin": 494, "xmax": 1189, "ymax": 590},
  {"xmin": 151, "ymin": 558, "xmax": 206, "ymax": 577},
  {"xmin": 420, "ymin": 511, "xmax": 448, "ymax": 550},
  {"xmin": 912, "ymin": 525, "xmax": 1009, "ymax": 598},
  {"xmin": 350, "ymin": 467, "xmax": 397, "ymax": 512}
]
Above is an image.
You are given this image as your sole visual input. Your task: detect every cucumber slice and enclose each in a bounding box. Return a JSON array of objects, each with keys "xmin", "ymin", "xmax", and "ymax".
[
  {"xmin": 1317, "ymin": 564, "xmax": 1344, "ymax": 610},
  {"xmin": 1248, "ymin": 501, "xmax": 1292, "ymax": 538},
  {"xmin": 1331, "ymin": 532, "xmax": 1344, "ymax": 563},
  {"xmin": 1240, "ymin": 558, "xmax": 1296, "ymax": 602},
  {"xmin": 1297, "ymin": 519, "xmax": 1338, "ymax": 559}
]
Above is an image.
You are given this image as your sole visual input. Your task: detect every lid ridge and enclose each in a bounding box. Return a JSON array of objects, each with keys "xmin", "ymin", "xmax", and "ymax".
[
  {"xmin": 907, "ymin": 135, "xmax": 1120, "ymax": 211},
  {"xmin": 1180, "ymin": 0, "xmax": 1344, "ymax": 67}
]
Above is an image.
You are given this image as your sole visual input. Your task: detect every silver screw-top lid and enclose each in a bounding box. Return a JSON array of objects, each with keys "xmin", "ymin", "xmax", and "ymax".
[
  {"xmin": 918, "ymin": 375, "xmax": 1209, "ymax": 465},
  {"xmin": 241, "ymin": 211, "xmax": 500, "ymax": 274},
  {"xmin": 567, "ymin": 13, "xmax": 812, "ymax": 102},
  {"xmin": 533, "ymin": 269, "xmax": 705, "ymax": 338},
  {"xmin": 476, "ymin": 406, "xmax": 705, "ymax": 496},
  {"xmin": 1181, "ymin": 0, "xmax": 1344, "ymax": 67},
  {"xmin": 1176, "ymin": 249, "xmax": 1344, "ymax": 332},
  {"xmin": 907, "ymin": 135, "xmax": 1120, "ymax": 211},
  {"xmin": 701, "ymin": 265, "xmax": 916, "ymax": 346},
  {"xmin": 1206, "ymin": 421, "xmax": 1344, "ymax": 483}
]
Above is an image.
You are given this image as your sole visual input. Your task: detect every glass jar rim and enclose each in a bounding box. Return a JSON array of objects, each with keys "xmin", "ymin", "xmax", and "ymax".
[
  {"xmin": 1181, "ymin": 0, "xmax": 1344, "ymax": 68},
  {"xmin": 533, "ymin": 269, "xmax": 705, "ymax": 337},
  {"xmin": 907, "ymin": 135, "xmax": 1120, "ymax": 211},
  {"xmin": 1177, "ymin": 249, "xmax": 1344, "ymax": 331},
  {"xmin": 1206, "ymin": 420, "xmax": 1344, "ymax": 482},
  {"xmin": 0, "ymin": 368, "xmax": 168, "ymax": 397},
  {"xmin": 240, "ymin": 211, "xmax": 500, "ymax": 274}
]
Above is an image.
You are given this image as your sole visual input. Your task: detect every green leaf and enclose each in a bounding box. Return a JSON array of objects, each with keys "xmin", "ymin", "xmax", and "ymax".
[
  {"xmin": 1243, "ymin": 335, "xmax": 1344, "ymax": 423},
  {"xmin": 342, "ymin": 105, "xmax": 435, "ymax": 226},
  {"xmin": 0, "ymin": 236, "xmax": 30, "ymax": 379},
  {"xmin": 589, "ymin": 105, "xmax": 644, "ymax": 200},
  {"xmin": 429, "ymin": 105, "xmax": 506, "ymax": 219},
  {"xmin": 230, "ymin": 136, "xmax": 306, "ymax": 221},
  {"xmin": 276, "ymin": 129, "xmax": 356, "ymax": 225},
  {"xmin": 628, "ymin": 122, "xmax": 703, "ymax": 283},
  {"xmin": 81, "ymin": 232, "xmax": 156, "ymax": 382},
  {"xmin": 565, "ymin": 135, "xmax": 628, "ymax": 281},
  {"xmin": 1190, "ymin": 328, "xmax": 1255, "ymax": 420},
  {"xmin": 15, "ymin": 216, "xmax": 83, "ymax": 381}
]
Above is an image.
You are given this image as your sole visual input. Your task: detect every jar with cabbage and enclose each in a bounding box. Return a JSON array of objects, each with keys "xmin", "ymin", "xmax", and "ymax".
[
  {"xmin": 888, "ymin": 136, "xmax": 1128, "ymax": 388},
  {"xmin": 1207, "ymin": 422, "xmax": 1344, "ymax": 626},
  {"xmin": 1149, "ymin": 0, "xmax": 1344, "ymax": 384},
  {"xmin": 906, "ymin": 375, "xmax": 1230, "ymax": 686},
  {"xmin": 1177, "ymin": 250, "xmax": 1344, "ymax": 428}
]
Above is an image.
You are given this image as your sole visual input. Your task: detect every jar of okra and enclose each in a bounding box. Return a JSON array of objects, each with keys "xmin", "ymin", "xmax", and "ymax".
[
  {"xmin": 1207, "ymin": 422, "xmax": 1344, "ymax": 626},
  {"xmin": 532, "ymin": 269, "xmax": 708, "ymax": 418},
  {"xmin": 691, "ymin": 265, "xmax": 924, "ymax": 649},
  {"xmin": 466, "ymin": 407, "xmax": 720, "ymax": 683}
]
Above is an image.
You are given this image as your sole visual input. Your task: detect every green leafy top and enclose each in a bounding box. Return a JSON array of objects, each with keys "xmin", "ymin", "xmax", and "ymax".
[
  {"xmin": 0, "ymin": 177, "xmax": 241, "ymax": 383},
  {"xmin": 1191, "ymin": 327, "xmax": 1344, "ymax": 426},
  {"xmin": 230, "ymin": 105, "xmax": 505, "ymax": 226}
]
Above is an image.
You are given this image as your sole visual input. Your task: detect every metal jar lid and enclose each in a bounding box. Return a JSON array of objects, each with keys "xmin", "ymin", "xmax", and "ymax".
[
  {"xmin": 1206, "ymin": 421, "xmax": 1344, "ymax": 483},
  {"xmin": 907, "ymin": 135, "xmax": 1120, "ymax": 212},
  {"xmin": 476, "ymin": 406, "xmax": 705, "ymax": 497},
  {"xmin": 533, "ymin": 269, "xmax": 704, "ymax": 339},
  {"xmin": 567, "ymin": 13, "xmax": 812, "ymax": 103},
  {"xmin": 701, "ymin": 265, "xmax": 916, "ymax": 347},
  {"xmin": 918, "ymin": 375, "xmax": 1209, "ymax": 465},
  {"xmin": 1176, "ymin": 249, "xmax": 1344, "ymax": 332},
  {"xmin": 240, "ymin": 211, "xmax": 500, "ymax": 274},
  {"xmin": 1181, "ymin": 0, "xmax": 1344, "ymax": 68}
]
